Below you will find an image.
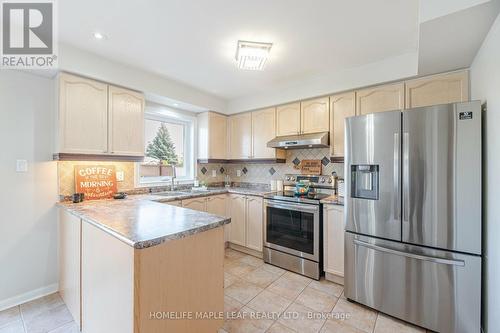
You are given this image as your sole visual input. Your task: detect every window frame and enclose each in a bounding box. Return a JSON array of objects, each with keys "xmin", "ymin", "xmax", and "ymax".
[{"xmin": 135, "ymin": 108, "xmax": 197, "ymax": 187}]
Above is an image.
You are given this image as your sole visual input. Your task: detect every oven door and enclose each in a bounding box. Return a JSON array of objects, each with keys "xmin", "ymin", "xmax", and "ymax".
[{"xmin": 264, "ymin": 199, "xmax": 320, "ymax": 261}]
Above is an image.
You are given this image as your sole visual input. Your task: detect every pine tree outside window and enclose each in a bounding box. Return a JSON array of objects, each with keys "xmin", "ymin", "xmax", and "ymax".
[{"xmin": 137, "ymin": 108, "xmax": 195, "ymax": 185}]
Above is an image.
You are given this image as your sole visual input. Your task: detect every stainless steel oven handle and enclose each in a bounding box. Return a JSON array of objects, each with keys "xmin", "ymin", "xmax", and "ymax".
[
  {"xmin": 264, "ymin": 200, "xmax": 319, "ymax": 213},
  {"xmin": 353, "ymin": 239, "xmax": 465, "ymax": 266}
]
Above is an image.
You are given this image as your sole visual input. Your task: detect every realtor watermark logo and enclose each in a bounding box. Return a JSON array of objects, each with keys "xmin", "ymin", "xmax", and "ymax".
[{"xmin": 1, "ymin": 0, "xmax": 57, "ymax": 69}]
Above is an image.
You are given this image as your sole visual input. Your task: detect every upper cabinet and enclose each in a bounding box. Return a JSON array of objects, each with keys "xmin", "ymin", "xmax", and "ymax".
[
  {"xmin": 198, "ymin": 112, "xmax": 227, "ymax": 160},
  {"xmin": 356, "ymin": 82, "xmax": 405, "ymax": 115},
  {"xmin": 58, "ymin": 73, "xmax": 108, "ymax": 154},
  {"xmin": 228, "ymin": 112, "xmax": 252, "ymax": 159},
  {"xmin": 56, "ymin": 73, "xmax": 145, "ymax": 159},
  {"xmin": 301, "ymin": 97, "xmax": 330, "ymax": 134},
  {"xmin": 252, "ymin": 107, "xmax": 277, "ymax": 159},
  {"xmin": 405, "ymin": 71, "xmax": 469, "ymax": 109},
  {"xmin": 108, "ymin": 86, "xmax": 145, "ymax": 156},
  {"xmin": 276, "ymin": 102, "xmax": 301, "ymax": 136},
  {"xmin": 330, "ymin": 92, "xmax": 355, "ymax": 158}
]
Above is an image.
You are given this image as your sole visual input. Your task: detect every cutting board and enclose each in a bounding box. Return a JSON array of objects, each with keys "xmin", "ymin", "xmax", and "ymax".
[{"xmin": 301, "ymin": 160, "xmax": 322, "ymax": 175}]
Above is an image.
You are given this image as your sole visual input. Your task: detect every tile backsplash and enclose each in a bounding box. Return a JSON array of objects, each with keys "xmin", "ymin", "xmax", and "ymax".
[
  {"xmin": 57, "ymin": 148, "xmax": 344, "ymax": 197},
  {"xmin": 197, "ymin": 148, "xmax": 344, "ymax": 185}
]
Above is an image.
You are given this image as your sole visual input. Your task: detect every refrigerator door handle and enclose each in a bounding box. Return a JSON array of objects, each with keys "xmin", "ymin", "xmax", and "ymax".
[
  {"xmin": 353, "ymin": 239, "xmax": 465, "ymax": 266},
  {"xmin": 393, "ymin": 133, "xmax": 400, "ymax": 220},
  {"xmin": 402, "ymin": 132, "xmax": 410, "ymax": 225}
]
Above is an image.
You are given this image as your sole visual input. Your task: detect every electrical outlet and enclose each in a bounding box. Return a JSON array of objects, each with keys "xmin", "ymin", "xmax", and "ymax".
[
  {"xmin": 236, "ymin": 169, "xmax": 241, "ymax": 177},
  {"xmin": 16, "ymin": 160, "xmax": 28, "ymax": 173},
  {"xmin": 116, "ymin": 171, "xmax": 125, "ymax": 181},
  {"xmin": 211, "ymin": 170, "xmax": 216, "ymax": 178}
]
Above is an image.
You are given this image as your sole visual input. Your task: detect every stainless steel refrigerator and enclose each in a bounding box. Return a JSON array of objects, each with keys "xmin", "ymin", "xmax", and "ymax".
[{"xmin": 344, "ymin": 101, "xmax": 482, "ymax": 333}]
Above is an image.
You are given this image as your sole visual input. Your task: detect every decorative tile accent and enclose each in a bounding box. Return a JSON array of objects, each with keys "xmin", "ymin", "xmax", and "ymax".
[
  {"xmin": 321, "ymin": 156, "xmax": 330, "ymax": 166},
  {"xmin": 220, "ymin": 167, "xmax": 225, "ymax": 174},
  {"xmin": 292, "ymin": 157, "xmax": 301, "ymax": 166},
  {"xmin": 242, "ymin": 167, "xmax": 248, "ymax": 174},
  {"xmin": 268, "ymin": 167, "xmax": 276, "ymax": 175},
  {"xmin": 201, "ymin": 167, "xmax": 207, "ymax": 174}
]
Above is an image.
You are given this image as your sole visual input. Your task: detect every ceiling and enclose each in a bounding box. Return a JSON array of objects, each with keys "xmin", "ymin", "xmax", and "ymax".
[
  {"xmin": 59, "ymin": 0, "xmax": 418, "ymax": 100},
  {"xmin": 58, "ymin": 0, "xmax": 499, "ymax": 112}
]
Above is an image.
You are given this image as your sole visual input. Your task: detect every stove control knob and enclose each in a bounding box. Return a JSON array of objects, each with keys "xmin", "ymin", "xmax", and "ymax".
[
  {"xmin": 286, "ymin": 176, "xmax": 290, "ymax": 181},
  {"xmin": 320, "ymin": 178, "xmax": 326, "ymax": 183},
  {"xmin": 291, "ymin": 176, "xmax": 296, "ymax": 181},
  {"xmin": 328, "ymin": 178, "xmax": 333, "ymax": 183}
]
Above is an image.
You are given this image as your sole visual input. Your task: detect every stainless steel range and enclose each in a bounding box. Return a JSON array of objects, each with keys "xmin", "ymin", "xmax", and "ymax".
[{"xmin": 263, "ymin": 174, "xmax": 335, "ymax": 280}]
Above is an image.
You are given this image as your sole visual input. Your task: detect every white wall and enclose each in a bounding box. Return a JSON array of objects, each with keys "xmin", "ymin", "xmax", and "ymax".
[
  {"xmin": 470, "ymin": 11, "xmax": 500, "ymax": 333},
  {"xmin": 59, "ymin": 43, "xmax": 227, "ymax": 113},
  {"xmin": 227, "ymin": 51, "xmax": 418, "ymax": 113},
  {"xmin": 0, "ymin": 70, "xmax": 58, "ymax": 310}
]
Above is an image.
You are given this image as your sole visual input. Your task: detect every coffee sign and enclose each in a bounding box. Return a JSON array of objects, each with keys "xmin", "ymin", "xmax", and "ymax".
[
  {"xmin": 301, "ymin": 160, "xmax": 322, "ymax": 175},
  {"xmin": 75, "ymin": 166, "xmax": 117, "ymax": 200}
]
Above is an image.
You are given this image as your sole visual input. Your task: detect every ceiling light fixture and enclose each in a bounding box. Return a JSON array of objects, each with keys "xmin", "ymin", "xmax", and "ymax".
[
  {"xmin": 93, "ymin": 32, "xmax": 106, "ymax": 40},
  {"xmin": 235, "ymin": 40, "xmax": 272, "ymax": 71}
]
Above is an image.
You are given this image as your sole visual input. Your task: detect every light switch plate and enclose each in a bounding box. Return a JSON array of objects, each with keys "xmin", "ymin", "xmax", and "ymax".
[
  {"xmin": 211, "ymin": 170, "xmax": 216, "ymax": 178},
  {"xmin": 236, "ymin": 169, "xmax": 241, "ymax": 177},
  {"xmin": 116, "ymin": 171, "xmax": 125, "ymax": 182},
  {"xmin": 16, "ymin": 160, "xmax": 28, "ymax": 173}
]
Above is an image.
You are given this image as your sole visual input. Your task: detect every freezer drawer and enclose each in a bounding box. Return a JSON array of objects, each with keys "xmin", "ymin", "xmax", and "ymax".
[{"xmin": 345, "ymin": 232, "xmax": 481, "ymax": 333}]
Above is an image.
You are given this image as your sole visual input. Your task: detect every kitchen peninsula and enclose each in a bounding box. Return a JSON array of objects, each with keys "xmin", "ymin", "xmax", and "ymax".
[{"xmin": 57, "ymin": 193, "xmax": 231, "ymax": 333}]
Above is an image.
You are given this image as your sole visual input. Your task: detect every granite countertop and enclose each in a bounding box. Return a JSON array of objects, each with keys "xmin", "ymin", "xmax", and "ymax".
[
  {"xmin": 320, "ymin": 194, "xmax": 344, "ymax": 206},
  {"xmin": 58, "ymin": 187, "xmax": 273, "ymax": 249}
]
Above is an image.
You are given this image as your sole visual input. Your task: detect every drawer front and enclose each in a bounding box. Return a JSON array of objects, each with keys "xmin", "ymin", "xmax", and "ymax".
[{"xmin": 344, "ymin": 232, "xmax": 481, "ymax": 333}]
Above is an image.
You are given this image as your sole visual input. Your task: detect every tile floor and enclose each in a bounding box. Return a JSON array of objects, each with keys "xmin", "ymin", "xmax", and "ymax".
[
  {"xmin": 0, "ymin": 248, "xmax": 430, "ymax": 333},
  {"xmin": 221, "ymin": 248, "xmax": 430, "ymax": 333}
]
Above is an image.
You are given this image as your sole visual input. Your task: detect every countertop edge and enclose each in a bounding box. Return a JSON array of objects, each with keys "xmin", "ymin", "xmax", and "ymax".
[{"xmin": 57, "ymin": 202, "xmax": 232, "ymax": 249}]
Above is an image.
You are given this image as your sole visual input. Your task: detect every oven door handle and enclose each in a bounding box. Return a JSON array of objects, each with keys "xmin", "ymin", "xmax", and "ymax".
[{"xmin": 265, "ymin": 200, "xmax": 319, "ymax": 213}]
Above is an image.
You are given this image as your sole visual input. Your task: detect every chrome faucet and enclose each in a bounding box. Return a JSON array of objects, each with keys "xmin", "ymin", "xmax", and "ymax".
[{"xmin": 170, "ymin": 163, "xmax": 177, "ymax": 191}]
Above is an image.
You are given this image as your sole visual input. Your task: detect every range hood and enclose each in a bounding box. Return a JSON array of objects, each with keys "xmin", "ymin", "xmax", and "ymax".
[{"xmin": 267, "ymin": 132, "xmax": 329, "ymax": 149}]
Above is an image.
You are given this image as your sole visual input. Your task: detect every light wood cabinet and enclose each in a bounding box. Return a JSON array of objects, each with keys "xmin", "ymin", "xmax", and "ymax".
[
  {"xmin": 229, "ymin": 194, "xmax": 247, "ymax": 246},
  {"xmin": 198, "ymin": 112, "xmax": 227, "ymax": 160},
  {"xmin": 182, "ymin": 197, "xmax": 207, "ymax": 212},
  {"xmin": 206, "ymin": 195, "xmax": 227, "ymax": 216},
  {"xmin": 58, "ymin": 73, "xmax": 108, "ymax": 154},
  {"xmin": 405, "ymin": 70, "xmax": 469, "ymax": 108},
  {"xmin": 276, "ymin": 102, "xmax": 301, "ymax": 136},
  {"xmin": 57, "ymin": 72, "xmax": 145, "ymax": 158},
  {"xmin": 301, "ymin": 97, "xmax": 330, "ymax": 134},
  {"xmin": 228, "ymin": 112, "xmax": 252, "ymax": 159},
  {"xmin": 356, "ymin": 82, "xmax": 405, "ymax": 115},
  {"xmin": 323, "ymin": 205, "xmax": 344, "ymax": 284},
  {"xmin": 228, "ymin": 194, "xmax": 263, "ymax": 252},
  {"xmin": 252, "ymin": 108, "xmax": 277, "ymax": 159},
  {"xmin": 108, "ymin": 85, "xmax": 144, "ymax": 156},
  {"xmin": 330, "ymin": 92, "xmax": 355, "ymax": 158},
  {"xmin": 58, "ymin": 210, "xmax": 82, "ymax": 329},
  {"xmin": 246, "ymin": 196, "xmax": 263, "ymax": 252},
  {"xmin": 206, "ymin": 195, "xmax": 229, "ymax": 242}
]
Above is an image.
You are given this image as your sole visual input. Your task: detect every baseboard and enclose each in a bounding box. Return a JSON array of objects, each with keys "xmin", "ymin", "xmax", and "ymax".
[
  {"xmin": 325, "ymin": 272, "xmax": 344, "ymax": 285},
  {"xmin": 0, "ymin": 283, "xmax": 59, "ymax": 312},
  {"xmin": 228, "ymin": 243, "xmax": 263, "ymax": 258}
]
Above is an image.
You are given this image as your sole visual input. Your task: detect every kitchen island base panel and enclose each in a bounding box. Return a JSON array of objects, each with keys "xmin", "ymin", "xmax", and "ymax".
[
  {"xmin": 135, "ymin": 226, "xmax": 224, "ymax": 333},
  {"xmin": 79, "ymin": 221, "xmax": 224, "ymax": 333}
]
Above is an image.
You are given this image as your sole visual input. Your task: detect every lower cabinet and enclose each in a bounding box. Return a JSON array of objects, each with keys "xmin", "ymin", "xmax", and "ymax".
[
  {"xmin": 228, "ymin": 194, "xmax": 263, "ymax": 252},
  {"xmin": 182, "ymin": 197, "xmax": 207, "ymax": 211},
  {"xmin": 323, "ymin": 204, "xmax": 344, "ymax": 284}
]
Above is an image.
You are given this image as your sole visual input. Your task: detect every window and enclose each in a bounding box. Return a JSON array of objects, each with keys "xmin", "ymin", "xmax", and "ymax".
[{"xmin": 137, "ymin": 106, "xmax": 195, "ymax": 185}]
